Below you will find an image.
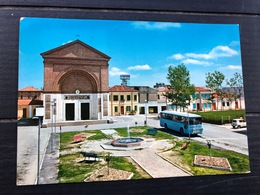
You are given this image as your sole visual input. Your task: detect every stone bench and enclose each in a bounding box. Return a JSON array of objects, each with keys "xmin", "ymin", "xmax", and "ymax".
[
  {"xmin": 81, "ymin": 152, "xmax": 100, "ymax": 162},
  {"xmin": 147, "ymin": 128, "xmax": 158, "ymax": 136}
]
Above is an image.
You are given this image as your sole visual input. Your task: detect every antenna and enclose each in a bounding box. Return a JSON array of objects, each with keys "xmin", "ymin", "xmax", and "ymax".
[{"xmin": 120, "ymin": 74, "xmax": 130, "ymax": 86}]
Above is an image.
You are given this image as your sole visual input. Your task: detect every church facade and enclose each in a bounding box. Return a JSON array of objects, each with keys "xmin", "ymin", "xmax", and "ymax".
[{"xmin": 41, "ymin": 40, "xmax": 110, "ymax": 126}]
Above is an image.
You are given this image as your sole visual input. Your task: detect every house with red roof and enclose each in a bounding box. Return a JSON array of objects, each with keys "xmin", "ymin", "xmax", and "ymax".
[
  {"xmin": 190, "ymin": 87, "xmax": 213, "ymax": 111},
  {"xmin": 18, "ymin": 86, "xmax": 43, "ymax": 118},
  {"xmin": 109, "ymin": 85, "xmax": 139, "ymax": 116},
  {"xmin": 190, "ymin": 86, "xmax": 245, "ymax": 111}
]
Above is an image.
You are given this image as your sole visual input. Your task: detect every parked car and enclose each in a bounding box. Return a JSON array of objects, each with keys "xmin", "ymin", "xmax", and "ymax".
[
  {"xmin": 231, "ymin": 118, "xmax": 247, "ymax": 129},
  {"xmin": 17, "ymin": 118, "xmax": 40, "ymax": 126}
]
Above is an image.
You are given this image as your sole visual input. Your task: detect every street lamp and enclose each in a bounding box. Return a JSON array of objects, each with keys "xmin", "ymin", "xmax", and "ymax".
[
  {"xmin": 186, "ymin": 100, "xmax": 190, "ymax": 140},
  {"xmin": 35, "ymin": 116, "xmax": 41, "ymax": 185},
  {"xmin": 145, "ymin": 100, "xmax": 147, "ymax": 126},
  {"xmin": 50, "ymin": 99, "xmax": 56, "ymax": 153}
]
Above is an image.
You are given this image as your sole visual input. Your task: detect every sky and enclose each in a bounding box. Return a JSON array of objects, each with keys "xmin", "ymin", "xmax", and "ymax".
[{"xmin": 19, "ymin": 18, "xmax": 243, "ymax": 90}]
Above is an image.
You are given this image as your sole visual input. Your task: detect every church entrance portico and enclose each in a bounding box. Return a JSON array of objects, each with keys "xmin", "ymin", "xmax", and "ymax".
[{"xmin": 62, "ymin": 94, "xmax": 93, "ymax": 121}]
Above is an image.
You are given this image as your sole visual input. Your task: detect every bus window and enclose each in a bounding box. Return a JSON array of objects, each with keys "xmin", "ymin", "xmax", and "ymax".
[
  {"xmin": 188, "ymin": 117, "xmax": 202, "ymax": 125},
  {"xmin": 161, "ymin": 113, "xmax": 165, "ymax": 119},
  {"xmin": 176, "ymin": 116, "xmax": 182, "ymax": 122}
]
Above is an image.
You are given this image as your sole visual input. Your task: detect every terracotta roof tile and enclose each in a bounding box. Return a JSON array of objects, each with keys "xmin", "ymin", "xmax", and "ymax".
[
  {"xmin": 19, "ymin": 86, "xmax": 41, "ymax": 92},
  {"xmin": 195, "ymin": 87, "xmax": 211, "ymax": 92},
  {"xmin": 18, "ymin": 100, "xmax": 32, "ymax": 106},
  {"xmin": 109, "ymin": 85, "xmax": 138, "ymax": 92},
  {"xmin": 18, "ymin": 99, "xmax": 43, "ymax": 106},
  {"xmin": 158, "ymin": 87, "xmax": 170, "ymax": 93}
]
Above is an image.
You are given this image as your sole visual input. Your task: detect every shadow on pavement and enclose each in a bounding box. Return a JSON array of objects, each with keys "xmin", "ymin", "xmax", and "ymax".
[
  {"xmin": 233, "ymin": 130, "xmax": 247, "ymax": 135},
  {"xmin": 158, "ymin": 128, "xmax": 200, "ymax": 138}
]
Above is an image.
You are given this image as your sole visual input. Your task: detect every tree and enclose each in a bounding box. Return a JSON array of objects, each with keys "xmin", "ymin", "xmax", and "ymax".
[
  {"xmin": 205, "ymin": 71, "xmax": 225, "ymax": 110},
  {"xmin": 226, "ymin": 72, "xmax": 243, "ymax": 109},
  {"xmin": 167, "ymin": 64, "xmax": 195, "ymax": 111}
]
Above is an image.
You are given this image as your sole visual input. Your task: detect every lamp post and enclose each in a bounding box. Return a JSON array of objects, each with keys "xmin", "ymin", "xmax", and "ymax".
[
  {"xmin": 186, "ymin": 100, "xmax": 190, "ymax": 140},
  {"xmin": 145, "ymin": 100, "xmax": 147, "ymax": 126},
  {"xmin": 50, "ymin": 99, "xmax": 56, "ymax": 153},
  {"xmin": 36, "ymin": 117, "xmax": 41, "ymax": 185}
]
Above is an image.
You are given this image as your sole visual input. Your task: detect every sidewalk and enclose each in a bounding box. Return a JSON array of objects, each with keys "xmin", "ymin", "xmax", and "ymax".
[
  {"xmin": 39, "ymin": 133, "xmax": 60, "ymax": 184},
  {"xmin": 131, "ymin": 148, "xmax": 190, "ymax": 178}
]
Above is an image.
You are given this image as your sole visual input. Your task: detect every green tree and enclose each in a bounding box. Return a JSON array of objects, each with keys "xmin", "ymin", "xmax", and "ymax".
[
  {"xmin": 226, "ymin": 72, "xmax": 244, "ymax": 109},
  {"xmin": 167, "ymin": 64, "xmax": 195, "ymax": 111},
  {"xmin": 205, "ymin": 71, "xmax": 225, "ymax": 110}
]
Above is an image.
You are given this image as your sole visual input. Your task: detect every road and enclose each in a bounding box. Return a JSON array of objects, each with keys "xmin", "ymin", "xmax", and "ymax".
[{"xmin": 194, "ymin": 123, "xmax": 248, "ymax": 155}]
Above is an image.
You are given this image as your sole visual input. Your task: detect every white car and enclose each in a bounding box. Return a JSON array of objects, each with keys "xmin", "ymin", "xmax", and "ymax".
[{"xmin": 231, "ymin": 118, "xmax": 247, "ymax": 129}]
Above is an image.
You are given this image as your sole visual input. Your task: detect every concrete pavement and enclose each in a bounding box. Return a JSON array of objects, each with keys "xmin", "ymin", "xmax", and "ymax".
[{"xmin": 17, "ymin": 126, "xmax": 51, "ymax": 185}]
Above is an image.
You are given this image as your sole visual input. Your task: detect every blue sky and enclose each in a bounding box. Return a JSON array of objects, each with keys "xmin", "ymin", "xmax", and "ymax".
[{"xmin": 19, "ymin": 18, "xmax": 242, "ymax": 90}]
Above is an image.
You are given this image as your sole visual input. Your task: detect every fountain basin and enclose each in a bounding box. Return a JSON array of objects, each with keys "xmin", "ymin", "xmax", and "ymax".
[{"xmin": 111, "ymin": 137, "xmax": 143, "ymax": 147}]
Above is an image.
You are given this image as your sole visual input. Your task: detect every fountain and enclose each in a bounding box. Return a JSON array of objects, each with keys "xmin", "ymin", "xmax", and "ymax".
[{"xmin": 111, "ymin": 125, "xmax": 143, "ymax": 147}]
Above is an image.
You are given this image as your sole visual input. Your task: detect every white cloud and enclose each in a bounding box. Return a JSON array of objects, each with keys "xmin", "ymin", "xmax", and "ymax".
[
  {"xmin": 185, "ymin": 46, "xmax": 238, "ymax": 60},
  {"xmin": 170, "ymin": 45, "xmax": 239, "ymax": 64},
  {"xmin": 127, "ymin": 64, "xmax": 151, "ymax": 70},
  {"xmin": 209, "ymin": 46, "xmax": 238, "ymax": 58},
  {"xmin": 109, "ymin": 67, "xmax": 128, "ymax": 76},
  {"xmin": 170, "ymin": 54, "xmax": 185, "ymax": 60},
  {"xmin": 132, "ymin": 21, "xmax": 181, "ymax": 30},
  {"xmin": 186, "ymin": 53, "xmax": 211, "ymax": 59},
  {"xmin": 182, "ymin": 59, "xmax": 211, "ymax": 66},
  {"xmin": 226, "ymin": 65, "xmax": 242, "ymax": 70}
]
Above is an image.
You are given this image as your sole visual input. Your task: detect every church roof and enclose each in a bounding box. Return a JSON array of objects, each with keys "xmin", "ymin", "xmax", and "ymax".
[{"xmin": 41, "ymin": 39, "xmax": 111, "ymax": 60}]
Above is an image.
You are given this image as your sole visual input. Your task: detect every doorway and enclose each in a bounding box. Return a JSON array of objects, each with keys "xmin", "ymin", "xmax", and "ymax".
[
  {"xmin": 66, "ymin": 103, "xmax": 75, "ymax": 121},
  {"xmin": 81, "ymin": 103, "xmax": 90, "ymax": 120},
  {"xmin": 121, "ymin": 106, "xmax": 124, "ymax": 115},
  {"xmin": 22, "ymin": 108, "xmax": 27, "ymax": 118}
]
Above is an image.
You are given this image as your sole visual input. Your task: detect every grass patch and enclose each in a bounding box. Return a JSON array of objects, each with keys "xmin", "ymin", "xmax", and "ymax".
[
  {"xmin": 173, "ymin": 140, "xmax": 250, "ymax": 175},
  {"xmin": 192, "ymin": 110, "xmax": 246, "ymax": 125},
  {"xmin": 58, "ymin": 153, "xmax": 100, "ymax": 183},
  {"xmin": 115, "ymin": 126, "xmax": 148, "ymax": 137},
  {"xmin": 58, "ymin": 153, "xmax": 151, "ymax": 183},
  {"xmin": 60, "ymin": 130, "xmax": 107, "ymax": 150}
]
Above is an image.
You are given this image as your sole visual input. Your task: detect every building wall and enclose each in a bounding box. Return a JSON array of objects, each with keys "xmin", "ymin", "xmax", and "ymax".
[
  {"xmin": 110, "ymin": 92, "xmax": 139, "ymax": 116},
  {"xmin": 17, "ymin": 89, "xmax": 43, "ymax": 119},
  {"xmin": 43, "ymin": 93, "xmax": 109, "ymax": 124},
  {"xmin": 42, "ymin": 41, "xmax": 109, "ymax": 93},
  {"xmin": 41, "ymin": 40, "xmax": 110, "ymax": 125}
]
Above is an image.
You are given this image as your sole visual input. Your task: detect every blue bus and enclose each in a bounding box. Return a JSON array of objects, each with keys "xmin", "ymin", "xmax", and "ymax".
[{"xmin": 160, "ymin": 110, "xmax": 203, "ymax": 136}]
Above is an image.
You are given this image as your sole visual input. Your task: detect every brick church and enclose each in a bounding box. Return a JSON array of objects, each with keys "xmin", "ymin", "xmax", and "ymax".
[{"xmin": 41, "ymin": 40, "xmax": 110, "ymax": 126}]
